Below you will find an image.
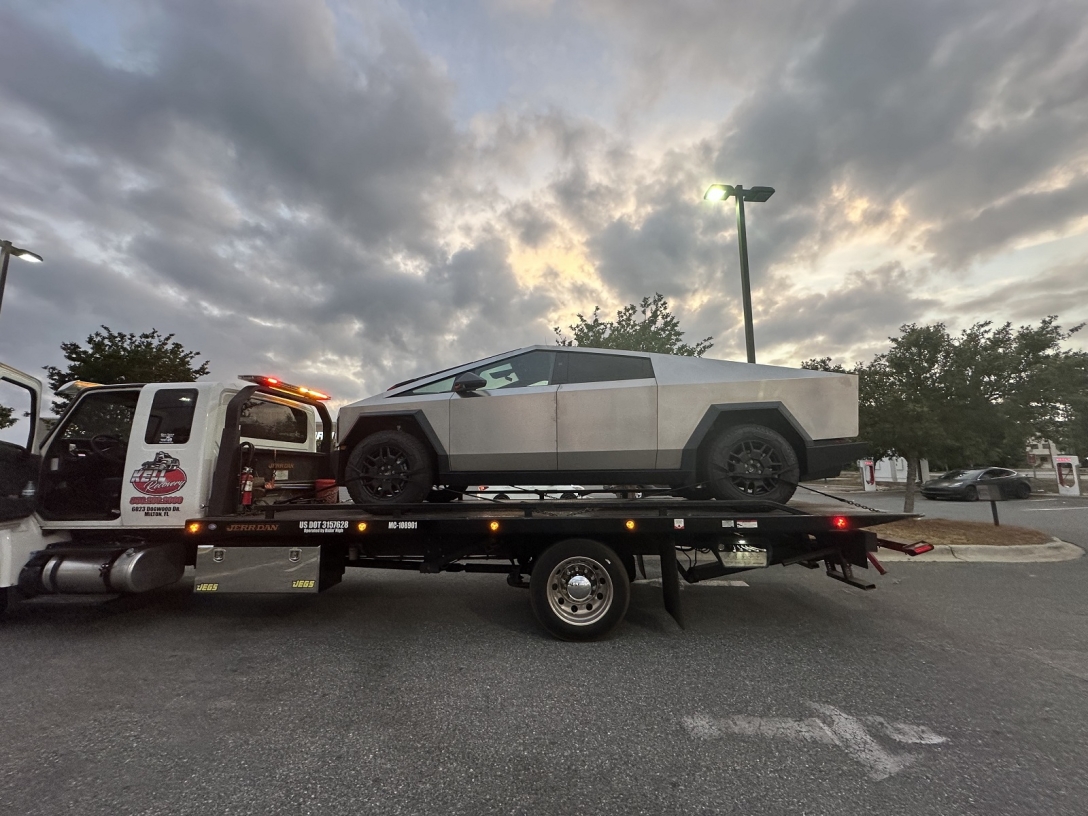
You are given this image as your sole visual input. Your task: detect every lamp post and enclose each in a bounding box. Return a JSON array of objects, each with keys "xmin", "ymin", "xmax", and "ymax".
[
  {"xmin": 703, "ymin": 184, "xmax": 775, "ymax": 364},
  {"xmin": 0, "ymin": 239, "xmax": 43, "ymax": 320}
]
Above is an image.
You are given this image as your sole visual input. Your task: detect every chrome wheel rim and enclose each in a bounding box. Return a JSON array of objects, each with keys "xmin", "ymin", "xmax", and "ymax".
[
  {"xmin": 722, "ymin": 439, "xmax": 784, "ymax": 496},
  {"xmin": 546, "ymin": 556, "xmax": 613, "ymax": 626}
]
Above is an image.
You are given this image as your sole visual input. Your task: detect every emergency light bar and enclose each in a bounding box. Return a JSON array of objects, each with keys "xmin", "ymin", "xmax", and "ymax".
[
  {"xmin": 56, "ymin": 379, "xmax": 103, "ymax": 397},
  {"xmin": 239, "ymin": 375, "xmax": 330, "ymax": 400}
]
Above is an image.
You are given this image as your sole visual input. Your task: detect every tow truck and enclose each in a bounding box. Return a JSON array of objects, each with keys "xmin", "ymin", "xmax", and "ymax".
[{"xmin": 0, "ymin": 363, "xmax": 922, "ymax": 639}]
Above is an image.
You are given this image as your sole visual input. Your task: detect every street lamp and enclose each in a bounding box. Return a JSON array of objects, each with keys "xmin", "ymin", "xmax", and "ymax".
[
  {"xmin": 0, "ymin": 239, "xmax": 43, "ymax": 319},
  {"xmin": 703, "ymin": 184, "xmax": 775, "ymax": 364}
]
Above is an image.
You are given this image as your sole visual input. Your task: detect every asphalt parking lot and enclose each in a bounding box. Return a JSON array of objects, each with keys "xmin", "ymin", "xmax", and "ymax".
[{"xmin": 2, "ymin": 512, "xmax": 1087, "ymax": 816}]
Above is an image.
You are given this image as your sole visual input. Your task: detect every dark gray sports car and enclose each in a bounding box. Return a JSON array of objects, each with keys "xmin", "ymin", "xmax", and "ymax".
[
  {"xmin": 920, "ymin": 468, "xmax": 1032, "ymax": 501},
  {"xmin": 337, "ymin": 346, "xmax": 868, "ymax": 505}
]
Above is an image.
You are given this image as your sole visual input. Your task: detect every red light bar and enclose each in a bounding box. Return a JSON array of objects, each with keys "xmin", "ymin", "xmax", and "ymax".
[{"xmin": 239, "ymin": 375, "xmax": 330, "ymax": 400}]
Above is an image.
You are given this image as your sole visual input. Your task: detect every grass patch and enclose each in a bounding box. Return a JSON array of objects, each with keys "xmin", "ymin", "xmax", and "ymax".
[{"xmin": 872, "ymin": 518, "xmax": 1051, "ymax": 547}]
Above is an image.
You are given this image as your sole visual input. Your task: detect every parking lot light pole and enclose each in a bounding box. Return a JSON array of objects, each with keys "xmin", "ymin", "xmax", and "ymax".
[
  {"xmin": 703, "ymin": 184, "xmax": 775, "ymax": 364},
  {"xmin": 0, "ymin": 239, "xmax": 43, "ymax": 320}
]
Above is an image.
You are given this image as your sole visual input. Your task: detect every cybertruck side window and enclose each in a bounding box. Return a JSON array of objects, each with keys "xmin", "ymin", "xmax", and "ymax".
[
  {"xmin": 404, "ymin": 375, "xmax": 457, "ymax": 396},
  {"xmin": 563, "ymin": 353, "xmax": 654, "ymax": 384},
  {"xmin": 144, "ymin": 389, "xmax": 198, "ymax": 445},
  {"xmin": 473, "ymin": 350, "xmax": 557, "ymax": 389},
  {"xmin": 403, "ymin": 351, "xmax": 558, "ymax": 394}
]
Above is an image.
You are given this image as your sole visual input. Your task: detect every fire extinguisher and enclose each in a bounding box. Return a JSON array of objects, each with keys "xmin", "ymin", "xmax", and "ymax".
[{"xmin": 239, "ymin": 442, "xmax": 255, "ymax": 508}]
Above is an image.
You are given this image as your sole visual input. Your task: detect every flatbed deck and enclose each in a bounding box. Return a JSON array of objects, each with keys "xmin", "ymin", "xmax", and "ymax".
[{"xmin": 184, "ymin": 498, "xmax": 914, "ymax": 638}]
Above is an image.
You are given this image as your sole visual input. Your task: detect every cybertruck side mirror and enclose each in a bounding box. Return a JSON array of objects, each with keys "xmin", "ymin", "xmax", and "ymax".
[{"xmin": 452, "ymin": 372, "xmax": 487, "ymax": 394}]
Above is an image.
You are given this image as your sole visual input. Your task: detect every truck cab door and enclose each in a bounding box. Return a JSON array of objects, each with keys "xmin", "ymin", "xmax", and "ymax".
[
  {"xmin": 37, "ymin": 386, "xmax": 143, "ymax": 523},
  {"xmin": 0, "ymin": 363, "xmax": 43, "ymax": 522}
]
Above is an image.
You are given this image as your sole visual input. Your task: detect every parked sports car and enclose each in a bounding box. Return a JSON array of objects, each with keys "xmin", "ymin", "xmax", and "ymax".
[
  {"xmin": 337, "ymin": 346, "xmax": 866, "ymax": 505},
  {"xmin": 920, "ymin": 468, "xmax": 1033, "ymax": 501}
]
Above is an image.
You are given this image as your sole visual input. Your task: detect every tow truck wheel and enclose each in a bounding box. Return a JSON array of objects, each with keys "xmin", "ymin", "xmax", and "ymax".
[
  {"xmin": 530, "ymin": 539, "xmax": 630, "ymax": 641},
  {"xmin": 705, "ymin": 424, "xmax": 799, "ymax": 505},
  {"xmin": 345, "ymin": 430, "xmax": 434, "ymax": 505}
]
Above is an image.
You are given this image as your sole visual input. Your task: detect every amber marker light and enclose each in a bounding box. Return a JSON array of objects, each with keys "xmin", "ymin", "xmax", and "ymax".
[
  {"xmin": 187, "ymin": 522, "xmax": 201, "ymax": 534},
  {"xmin": 356, "ymin": 522, "xmax": 368, "ymax": 532},
  {"xmin": 625, "ymin": 520, "xmax": 636, "ymax": 531},
  {"xmin": 489, "ymin": 521, "xmax": 500, "ymax": 532}
]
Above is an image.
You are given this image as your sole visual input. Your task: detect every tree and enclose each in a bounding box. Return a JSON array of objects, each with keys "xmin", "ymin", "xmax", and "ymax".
[
  {"xmin": 0, "ymin": 404, "xmax": 14, "ymax": 431},
  {"xmin": 44, "ymin": 327, "xmax": 210, "ymax": 413},
  {"xmin": 804, "ymin": 325, "xmax": 955, "ymax": 512},
  {"xmin": 554, "ymin": 293, "xmax": 713, "ymax": 356},
  {"xmin": 804, "ymin": 317, "xmax": 1088, "ymax": 512}
]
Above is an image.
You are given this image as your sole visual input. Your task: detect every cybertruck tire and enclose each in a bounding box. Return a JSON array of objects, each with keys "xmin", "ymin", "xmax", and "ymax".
[
  {"xmin": 345, "ymin": 430, "xmax": 434, "ymax": 505},
  {"xmin": 705, "ymin": 424, "xmax": 799, "ymax": 505}
]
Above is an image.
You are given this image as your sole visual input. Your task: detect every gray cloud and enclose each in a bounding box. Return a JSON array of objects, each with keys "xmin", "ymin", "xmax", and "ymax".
[
  {"xmin": 0, "ymin": 0, "xmax": 561, "ymax": 399},
  {"xmin": 756, "ymin": 262, "xmax": 942, "ymax": 364},
  {"xmin": 953, "ymin": 257, "xmax": 1088, "ymax": 325},
  {"xmin": 1, "ymin": 0, "xmax": 1086, "ymax": 405}
]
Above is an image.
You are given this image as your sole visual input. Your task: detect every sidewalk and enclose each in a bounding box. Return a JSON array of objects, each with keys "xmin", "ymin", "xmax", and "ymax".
[{"xmin": 879, "ymin": 539, "xmax": 1083, "ymax": 563}]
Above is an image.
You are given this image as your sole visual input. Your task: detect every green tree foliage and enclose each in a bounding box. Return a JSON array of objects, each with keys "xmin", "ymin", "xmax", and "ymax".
[
  {"xmin": 44, "ymin": 327, "xmax": 210, "ymax": 414},
  {"xmin": 804, "ymin": 317, "xmax": 1088, "ymax": 511},
  {"xmin": 554, "ymin": 293, "xmax": 713, "ymax": 356},
  {"xmin": 0, "ymin": 404, "xmax": 14, "ymax": 430}
]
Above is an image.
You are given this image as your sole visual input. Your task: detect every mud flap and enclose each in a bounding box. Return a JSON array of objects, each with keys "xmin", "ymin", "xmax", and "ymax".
[{"xmin": 659, "ymin": 543, "xmax": 683, "ymax": 629}]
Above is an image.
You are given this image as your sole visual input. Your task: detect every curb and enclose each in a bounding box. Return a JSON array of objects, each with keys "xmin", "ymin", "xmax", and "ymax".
[{"xmin": 878, "ymin": 539, "xmax": 1083, "ymax": 563}]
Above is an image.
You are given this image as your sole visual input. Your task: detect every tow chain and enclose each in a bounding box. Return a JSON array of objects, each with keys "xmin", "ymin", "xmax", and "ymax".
[{"xmin": 786, "ymin": 481, "xmax": 888, "ymax": 513}]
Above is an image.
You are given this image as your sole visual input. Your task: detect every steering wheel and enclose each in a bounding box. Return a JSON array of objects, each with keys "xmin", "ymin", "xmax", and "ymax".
[{"xmin": 89, "ymin": 433, "xmax": 128, "ymax": 463}]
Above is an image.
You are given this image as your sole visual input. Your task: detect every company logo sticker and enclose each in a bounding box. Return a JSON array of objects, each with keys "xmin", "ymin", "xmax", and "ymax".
[{"xmin": 130, "ymin": 451, "xmax": 188, "ymax": 496}]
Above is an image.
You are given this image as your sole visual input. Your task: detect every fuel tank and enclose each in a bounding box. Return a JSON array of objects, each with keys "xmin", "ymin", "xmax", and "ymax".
[{"xmin": 37, "ymin": 543, "xmax": 185, "ymax": 594}]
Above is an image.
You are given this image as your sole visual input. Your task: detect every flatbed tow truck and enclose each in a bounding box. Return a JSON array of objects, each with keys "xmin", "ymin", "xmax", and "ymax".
[{"xmin": 0, "ymin": 363, "xmax": 925, "ymax": 640}]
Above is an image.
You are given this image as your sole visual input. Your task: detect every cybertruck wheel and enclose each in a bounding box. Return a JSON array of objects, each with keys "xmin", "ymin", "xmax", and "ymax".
[
  {"xmin": 705, "ymin": 424, "xmax": 799, "ymax": 505},
  {"xmin": 530, "ymin": 539, "xmax": 630, "ymax": 641},
  {"xmin": 345, "ymin": 430, "xmax": 434, "ymax": 505}
]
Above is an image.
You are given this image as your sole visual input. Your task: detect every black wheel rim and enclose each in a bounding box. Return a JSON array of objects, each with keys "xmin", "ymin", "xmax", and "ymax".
[
  {"xmin": 720, "ymin": 439, "xmax": 785, "ymax": 496},
  {"xmin": 347, "ymin": 444, "xmax": 424, "ymax": 500}
]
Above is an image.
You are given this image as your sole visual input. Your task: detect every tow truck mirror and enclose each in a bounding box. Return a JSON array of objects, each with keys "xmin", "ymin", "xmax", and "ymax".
[{"xmin": 452, "ymin": 372, "xmax": 487, "ymax": 393}]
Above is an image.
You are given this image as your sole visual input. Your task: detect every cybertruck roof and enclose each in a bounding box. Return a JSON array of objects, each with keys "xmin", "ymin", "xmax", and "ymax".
[{"xmin": 367, "ymin": 345, "xmax": 840, "ymax": 402}]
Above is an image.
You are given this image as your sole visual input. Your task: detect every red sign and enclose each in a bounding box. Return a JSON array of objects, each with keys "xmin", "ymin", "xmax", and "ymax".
[{"xmin": 130, "ymin": 452, "xmax": 187, "ymax": 496}]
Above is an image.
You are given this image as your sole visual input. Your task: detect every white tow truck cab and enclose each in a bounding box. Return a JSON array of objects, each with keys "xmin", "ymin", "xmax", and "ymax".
[{"xmin": 0, "ymin": 363, "xmax": 329, "ymax": 612}]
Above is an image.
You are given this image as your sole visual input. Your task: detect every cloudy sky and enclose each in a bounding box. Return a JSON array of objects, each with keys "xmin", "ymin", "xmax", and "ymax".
[{"xmin": 2, "ymin": 0, "xmax": 1087, "ymax": 406}]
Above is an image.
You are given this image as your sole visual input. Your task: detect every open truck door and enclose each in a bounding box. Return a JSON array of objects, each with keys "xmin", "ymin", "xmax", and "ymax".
[{"xmin": 0, "ymin": 363, "xmax": 43, "ymax": 523}]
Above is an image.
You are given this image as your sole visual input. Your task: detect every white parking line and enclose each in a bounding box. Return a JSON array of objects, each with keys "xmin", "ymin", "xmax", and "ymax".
[
  {"xmin": 1022, "ymin": 506, "xmax": 1088, "ymax": 512},
  {"xmin": 683, "ymin": 703, "xmax": 947, "ymax": 781}
]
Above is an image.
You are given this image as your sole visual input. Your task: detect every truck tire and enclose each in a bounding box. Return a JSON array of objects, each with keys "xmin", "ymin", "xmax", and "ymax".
[
  {"xmin": 345, "ymin": 430, "xmax": 434, "ymax": 505},
  {"xmin": 705, "ymin": 424, "xmax": 799, "ymax": 504},
  {"xmin": 530, "ymin": 539, "xmax": 630, "ymax": 641}
]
